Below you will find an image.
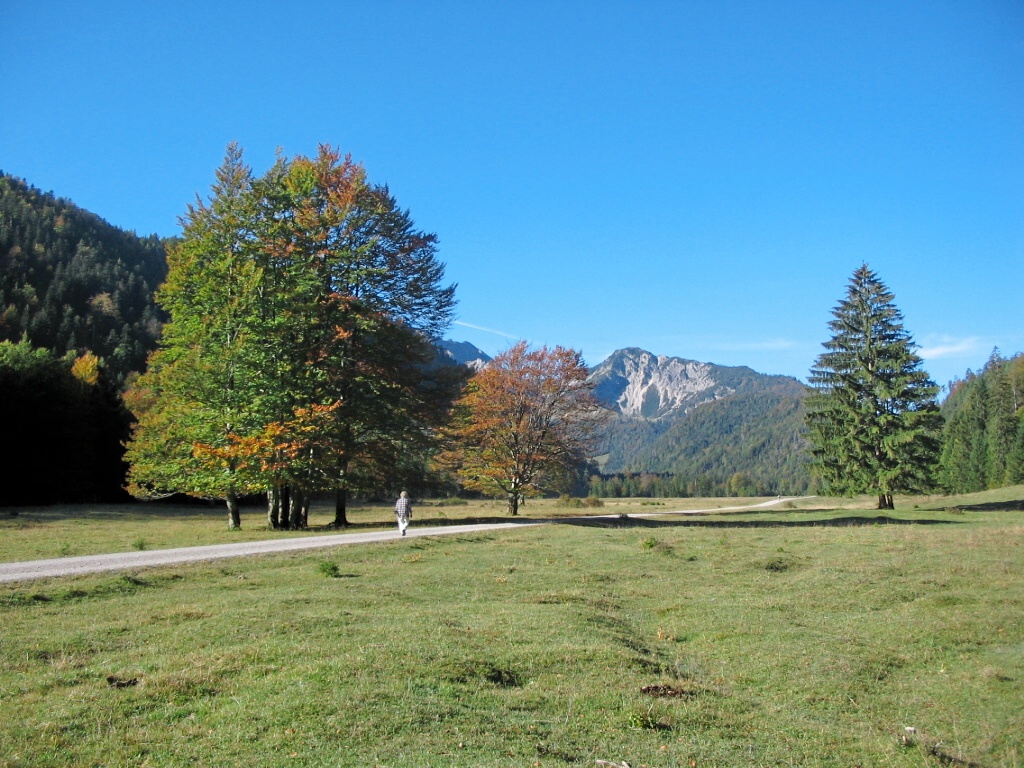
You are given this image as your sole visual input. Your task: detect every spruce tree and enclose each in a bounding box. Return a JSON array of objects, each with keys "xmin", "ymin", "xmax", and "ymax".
[
  {"xmin": 806, "ymin": 265, "xmax": 943, "ymax": 509},
  {"xmin": 938, "ymin": 375, "xmax": 990, "ymax": 494}
]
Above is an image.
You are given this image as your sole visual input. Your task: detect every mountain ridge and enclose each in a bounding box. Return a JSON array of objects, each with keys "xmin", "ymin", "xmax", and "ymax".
[
  {"xmin": 588, "ymin": 346, "xmax": 798, "ymax": 421},
  {"xmin": 587, "ymin": 347, "xmax": 811, "ymax": 494}
]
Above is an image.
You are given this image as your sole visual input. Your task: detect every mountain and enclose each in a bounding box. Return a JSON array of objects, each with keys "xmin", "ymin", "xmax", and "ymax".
[
  {"xmin": 590, "ymin": 347, "xmax": 788, "ymax": 420},
  {"xmin": 0, "ymin": 172, "xmax": 169, "ymax": 384},
  {"xmin": 589, "ymin": 348, "xmax": 812, "ymax": 494},
  {"xmin": 437, "ymin": 339, "xmax": 491, "ymax": 370}
]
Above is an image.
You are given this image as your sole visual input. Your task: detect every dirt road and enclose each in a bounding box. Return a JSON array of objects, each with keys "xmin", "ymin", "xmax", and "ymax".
[{"xmin": 0, "ymin": 498, "xmax": 798, "ymax": 583}]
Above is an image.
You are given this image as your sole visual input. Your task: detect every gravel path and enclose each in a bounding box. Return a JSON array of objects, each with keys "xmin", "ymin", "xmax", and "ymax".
[{"xmin": 0, "ymin": 498, "xmax": 799, "ymax": 583}]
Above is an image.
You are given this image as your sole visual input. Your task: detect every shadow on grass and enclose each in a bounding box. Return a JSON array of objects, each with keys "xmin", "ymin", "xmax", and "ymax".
[
  {"xmin": 556, "ymin": 515, "xmax": 962, "ymax": 530},
  {"xmin": 940, "ymin": 500, "xmax": 1024, "ymax": 512},
  {"xmin": 309, "ymin": 511, "xmax": 967, "ymax": 533}
]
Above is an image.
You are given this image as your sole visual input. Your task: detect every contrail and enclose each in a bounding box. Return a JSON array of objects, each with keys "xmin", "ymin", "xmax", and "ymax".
[
  {"xmin": 919, "ymin": 337, "xmax": 981, "ymax": 359},
  {"xmin": 453, "ymin": 320, "xmax": 522, "ymax": 340}
]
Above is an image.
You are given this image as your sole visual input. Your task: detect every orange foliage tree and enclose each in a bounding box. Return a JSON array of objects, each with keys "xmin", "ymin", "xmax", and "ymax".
[{"xmin": 440, "ymin": 342, "xmax": 606, "ymax": 515}]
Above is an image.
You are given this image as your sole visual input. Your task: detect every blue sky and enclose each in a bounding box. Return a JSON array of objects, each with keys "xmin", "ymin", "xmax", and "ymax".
[{"xmin": 2, "ymin": 1, "xmax": 1022, "ymax": 389}]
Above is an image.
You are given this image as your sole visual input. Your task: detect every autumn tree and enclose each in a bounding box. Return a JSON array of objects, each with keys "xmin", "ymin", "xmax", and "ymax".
[
  {"xmin": 806, "ymin": 265, "xmax": 943, "ymax": 509},
  {"xmin": 250, "ymin": 151, "xmax": 457, "ymax": 527},
  {"xmin": 125, "ymin": 144, "xmax": 459, "ymax": 528},
  {"xmin": 440, "ymin": 342, "xmax": 606, "ymax": 515}
]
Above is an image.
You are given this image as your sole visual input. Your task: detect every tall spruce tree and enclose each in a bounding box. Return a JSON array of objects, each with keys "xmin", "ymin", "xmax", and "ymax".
[{"xmin": 806, "ymin": 265, "xmax": 943, "ymax": 509}]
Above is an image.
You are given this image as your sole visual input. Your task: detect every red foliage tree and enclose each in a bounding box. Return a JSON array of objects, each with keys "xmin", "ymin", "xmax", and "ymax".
[{"xmin": 440, "ymin": 342, "xmax": 606, "ymax": 515}]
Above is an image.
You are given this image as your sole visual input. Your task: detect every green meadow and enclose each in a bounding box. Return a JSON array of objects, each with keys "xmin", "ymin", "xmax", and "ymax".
[{"xmin": 1, "ymin": 489, "xmax": 1022, "ymax": 767}]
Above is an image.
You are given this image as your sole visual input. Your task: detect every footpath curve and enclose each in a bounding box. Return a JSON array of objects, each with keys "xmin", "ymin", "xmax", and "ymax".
[{"xmin": 0, "ymin": 497, "xmax": 802, "ymax": 584}]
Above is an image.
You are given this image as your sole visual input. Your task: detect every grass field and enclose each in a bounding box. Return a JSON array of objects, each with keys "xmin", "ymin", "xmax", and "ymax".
[{"xmin": 1, "ymin": 488, "xmax": 1022, "ymax": 767}]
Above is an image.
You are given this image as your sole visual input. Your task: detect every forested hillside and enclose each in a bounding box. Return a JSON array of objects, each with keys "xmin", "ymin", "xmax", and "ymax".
[
  {"xmin": 0, "ymin": 173, "xmax": 168, "ymax": 384},
  {"xmin": 596, "ymin": 380, "xmax": 811, "ymax": 495},
  {"xmin": 939, "ymin": 350, "xmax": 1024, "ymax": 493},
  {"xmin": 589, "ymin": 349, "xmax": 812, "ymax": 496}
]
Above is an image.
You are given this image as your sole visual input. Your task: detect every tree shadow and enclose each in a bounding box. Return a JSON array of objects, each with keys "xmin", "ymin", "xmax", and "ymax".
[
  {"xmin": 310, "ymin": 511, "xmax": 967, "ymax": 533},
  {"xmin": 941, "ymin": 500, "xmax": 1024, "ymax": 512},
  {"xmin": 554, "ymin": 514, "xmax": 961, "ymax": 530}
]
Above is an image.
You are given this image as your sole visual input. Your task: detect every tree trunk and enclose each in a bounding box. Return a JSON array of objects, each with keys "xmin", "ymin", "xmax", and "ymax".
[
  {"xmin": 289, "ymin": 488, "xmax": 305, "ymax": 530},
  {"xmin": 227, "ymin": 490, "xmax": 241, "ymax": 530},
  {"xmin": 267, "ymin": 487, "xmax": 280, "ymax": 529},
  {"xmin": 334, "ymin": 487, "xmax": 349, "ymax": 528},
  {"xmin": 877, "ymin": 493, "xmax": 894, "ymax": 510},
  {"xmin": 281, "ymin": 485, "xmax": 291, "ymax": 528},
  {"xmin": 507, "ymin": 491, "xmax": 519, "ymax": 516}
]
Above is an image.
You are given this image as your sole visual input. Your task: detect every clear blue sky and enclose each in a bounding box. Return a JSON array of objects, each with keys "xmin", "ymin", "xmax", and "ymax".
[{"xmin": 3, "ymin": 1, "xmax": 1022, "ymax": 389}]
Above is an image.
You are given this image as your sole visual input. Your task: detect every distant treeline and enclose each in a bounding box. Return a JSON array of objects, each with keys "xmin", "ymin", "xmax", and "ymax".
[
  {"xmin": 588, "ymin": 470, "xmax": 786, "ymax": 499},
  {"xmin": 0, "ymin": 173, "xmax": 168, "ymax": 385},
  {"xmin": 939, "ymin": 350, "xmax": 1024, "ymax": 493},
  {"xmin": 598, "ymin": 382, "xmax": 813, "ymax": 496}
]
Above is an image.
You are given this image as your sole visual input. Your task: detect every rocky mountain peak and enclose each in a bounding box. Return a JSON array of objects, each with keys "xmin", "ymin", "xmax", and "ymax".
[
  {"xmin": 588, "ymin": 347, "xmax": 739, "ymax": 420},
  {"xmin": 437, "ymin": 340, "xmax": 492, "ymax": 371}
]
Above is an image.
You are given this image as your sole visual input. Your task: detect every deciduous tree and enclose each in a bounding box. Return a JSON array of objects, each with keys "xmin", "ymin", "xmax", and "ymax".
[
  {"xmin": 440, "ymin": 342, "xmax": 605, "ymax": 515},
  {"xmin": 124, "ymin": 144, "xmax": 265, "ymax": 528},
  {"xmin": 125, "ymin": 144, "xmax": 459, "ymax": 528}
]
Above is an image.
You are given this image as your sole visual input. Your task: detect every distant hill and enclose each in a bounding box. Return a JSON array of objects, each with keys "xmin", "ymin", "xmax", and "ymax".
[
  {"xmin": 0, "ymin": 173, "xmax": 168, "ymax": 384},
  {"xmin": 589, "ymin": 348, "xmax": 812, "ymax": 494}
]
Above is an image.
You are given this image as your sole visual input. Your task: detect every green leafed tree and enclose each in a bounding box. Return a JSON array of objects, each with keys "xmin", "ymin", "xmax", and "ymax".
[
  {"xmin": 806, "ymin": 265, "xmax": 943, "ymax": 509},
  {"xmin": 125, "ymin": 144, "xmax": 459, "ymax": 529},
  {"xmin": 124, "ymin": 144, "xmax": 267, "ymax": 528}
]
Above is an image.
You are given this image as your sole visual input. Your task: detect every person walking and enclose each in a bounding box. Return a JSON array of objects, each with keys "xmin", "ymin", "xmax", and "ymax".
[{"xmin": 394, "ymin": 491, "xmax": 413, "ymax": 536}]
